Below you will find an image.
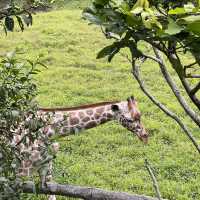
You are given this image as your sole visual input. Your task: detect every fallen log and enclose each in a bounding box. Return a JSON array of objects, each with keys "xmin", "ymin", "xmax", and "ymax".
[{"xmin": 22, "ymin": 181, "xmax": 167, "ymax": 200}]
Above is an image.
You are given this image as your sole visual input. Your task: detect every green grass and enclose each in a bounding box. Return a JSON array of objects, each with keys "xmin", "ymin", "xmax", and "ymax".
[{"xmin": 1, "ymin": 8, "xmax": 200, "ymax": 200}]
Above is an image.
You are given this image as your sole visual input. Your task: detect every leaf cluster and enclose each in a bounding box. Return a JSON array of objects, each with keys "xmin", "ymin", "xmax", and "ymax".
[
  {"xmin": 0, "ymin": 0, "xmax": 57, "ymax": 33},
  {"xmin": 83, "ymin": 0, "xmax": 200, "ymax": 61},
  {"xmin": 0, "ymin": 52, "xmax": 52, "ymax": 200}
]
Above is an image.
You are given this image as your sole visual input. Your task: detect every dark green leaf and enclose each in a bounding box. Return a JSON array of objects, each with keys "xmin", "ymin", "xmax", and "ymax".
[
  {"xmin": 5, "ymin": 17, "xmax": 14, "ymax": 32},
  {"xmin": 94, "ymin": 0, "xmax": 109, "ymax": 6},
  {"xmin": 96, "ymin": 43, "xmax": 119, "ymax": 59},
  {"xmin": 82, "ymin": 12, "xmax": 102, "ymax": 25},
  {"xmin": 187, "ymin": 21, "xmax": 200, "ymax": 36},
  {"xmin": 108, "ymin": 48, "xmax": 120, "ymax": 62},
  {"xmin": 16, "ymin": 16, "xmax": 24, "ymax": 32},
  {"xmin": 165, "ymin": 18, "xmax": 184, "ymax": 35}
]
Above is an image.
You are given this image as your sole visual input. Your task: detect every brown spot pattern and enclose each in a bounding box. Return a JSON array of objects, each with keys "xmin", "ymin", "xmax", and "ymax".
[
  {"xmin": 78, "ymin": 112, "xmax": 85, "ymax": 119},
  {"xmin": 86, "ymin": 109, "xmax": 93, "ymax": 115},
  {"xmin": 96, "ymin": 107, "xmax": 104, "ymax": 114},
  {"xmin": 94, "ymin": 113, "xmax": 101, "ymax": 120},
  {"xmin": 107, "ymin": 113, "xmax": 113, "ymax": 119},
  {"xmin": 70, "ymin": 117, "xmax": 79, "ymax": 125},
  {"xmin": 69, "ymin": 112, "xmax": 76, "ymax": 118},
  {"xmin": 85, "ymin": 121, "xmax": 97, "ymax": 129},
  {"xmin": 82, "ymin": 117, "xmax": 90, "ymax": 122},
  {"xmin": 100, "ymin": 118, "xmax": 107, "ymax": 124},
  {"xmin": 24, "ymin": 160, "xmax": 32, "ymax": 168}
]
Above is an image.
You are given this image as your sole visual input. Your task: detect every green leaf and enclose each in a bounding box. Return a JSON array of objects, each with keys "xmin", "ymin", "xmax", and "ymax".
[
  {"xmin": 5, "ymin": 17, "xmax": 14, "ymax": 32},
  {"xmin": 131, "ymin": 6, "xmax": 143, "ymax": 15},
  {"xmin": 187, "ymin": 21, "xmax": 200, "ymax": 36},
  {"xmin": 16, "ymin": 16, "xmax": 24, "ymax": 32},
  {"xmin": 94, "ymin": 0, "xmax": 109, "ymax": 6},
  {"xmin": 119, "ymin": 2, "xmax": 130, "ymax": 14},
  {"xmin": 168, "ymin": 7, "xmax": 186, "ymax": 15},
  {"xmin": 96, "ymin": 43, "xmax": 119, "ymax": 59},
  {"xmin": 180, "ymin": 15, "xmax": 200, "ymax": 23},
  {"xmin": 126, "ymin": 15, "xmax": 141, "ymax": 27},
  {"xmin": 108, "ymin": 48, "xmax": 120, "ymax": 62},
  {"xmin": 184, "ymin": 3, "xmax": 195, "ymax": 13},
  {"xmin": 82, "ymin": 12, "xmax": 102, "ymax": 25},
  {"xmin": 165, "ymin": 18, "xmax": 183, "ymax": 35}
]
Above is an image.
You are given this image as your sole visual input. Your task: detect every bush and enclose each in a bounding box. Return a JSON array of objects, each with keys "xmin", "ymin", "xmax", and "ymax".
[{"xmin": 0, "ymin": 52, "xmax": 52, "ymax": 200}]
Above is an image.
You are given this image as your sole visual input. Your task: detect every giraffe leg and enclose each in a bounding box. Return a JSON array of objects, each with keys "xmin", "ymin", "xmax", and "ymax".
[{"xmin": 45, "ymin": 162, "xmax": 56, "ymax": 200}]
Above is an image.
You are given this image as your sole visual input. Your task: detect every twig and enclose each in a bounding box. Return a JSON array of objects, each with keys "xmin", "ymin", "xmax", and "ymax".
[
  {"xmin": 143, "ymin": 54, "xmax": 162, "ymax": 64},
  {"xmin": 144, "ymin": 40, "xmax": 200, "ymax": 110},
  {"xmin": 145, "ymin": 159, "xmax": 162, "ymax": 200},
  {"xmin": 184, "ymin": 62, "xmax": 197, "ymax": 70},
  {"xmin": 167, "ymin": 53, "xmax": 200, "ymax": 110},
  {"xmin": 153, "ymin": 48, "xmax": 200, "ymax": 128},
  {"xmin": 191, "ymin": 82, "xmax": 200, "ymax": 95},
  {"xmin": 185, "ymin": 75, "xmax": 200, "ymax": 79}
]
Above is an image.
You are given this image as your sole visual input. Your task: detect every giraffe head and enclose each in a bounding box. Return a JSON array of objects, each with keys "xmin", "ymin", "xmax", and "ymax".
[{"xmin": 111, "ymin": 96, "xmax": 148, "ymax": 143}]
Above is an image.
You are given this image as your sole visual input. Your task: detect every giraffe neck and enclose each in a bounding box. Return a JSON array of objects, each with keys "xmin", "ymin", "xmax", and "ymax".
[{"xmin": 39, "ymin": 101, "xmax": 122, "ymax": 137}]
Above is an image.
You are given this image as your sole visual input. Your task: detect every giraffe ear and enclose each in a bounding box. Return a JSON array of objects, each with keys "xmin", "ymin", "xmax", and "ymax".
[
  {"xmin": 131, "ymin": 96, "xmax": 135, "ymax": 100},
  {"xmin": 111, "ymin": 104, "xmax": 119, "ymax": 112}
]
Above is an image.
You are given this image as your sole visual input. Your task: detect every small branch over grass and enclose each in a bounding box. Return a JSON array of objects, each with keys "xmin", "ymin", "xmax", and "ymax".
[
  {"xmin": 145, "ymin": 159, "xmax": 162, "ymax": 200},
  {"xmin": 21, "ymin": 181, "xmax": 167, "ymax": 200}
]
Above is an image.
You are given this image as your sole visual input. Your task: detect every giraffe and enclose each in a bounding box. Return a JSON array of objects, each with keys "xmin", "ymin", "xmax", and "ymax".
[
  {"xmin": 39, "ymin": 96, "xmax": 147, "ymax": 142},
  {"xmin": 13, "ymin": 96, "xmax": 148, "ymax": 200}
]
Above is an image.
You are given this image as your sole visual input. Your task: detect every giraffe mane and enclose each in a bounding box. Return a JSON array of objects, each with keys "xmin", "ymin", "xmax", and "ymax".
[{"xmin": 39, "ymin": 101, "xmax": 120, "ymax": 112}]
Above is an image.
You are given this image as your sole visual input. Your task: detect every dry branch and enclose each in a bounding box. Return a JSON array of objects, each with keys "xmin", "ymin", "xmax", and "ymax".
[
  {"xmin": 191, "ymin": 82, "xmax": 200, "ymax": 95},
  {"xmin": 153, "ymin": 48, "xmax": 200, "ymax": 128},
  {"xmin": 167, "ymin": 53, "xmax": 200, "ymax": 110},
  {"xmin": 21, "ymin": 181, "xmax": 167, "ymax": 200},
  {"xmin": 145, "ymin": 160, "xmax": 162, "ymax": 200},
  {"xmin": 130, "ymin": 57, "xmax": 200, "ymax": 154}
]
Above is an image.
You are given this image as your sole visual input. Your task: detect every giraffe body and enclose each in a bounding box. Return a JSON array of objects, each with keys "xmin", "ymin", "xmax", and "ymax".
[{"xmin": 12, "ymin": 97, "xmax": 148, "ymax": 199}]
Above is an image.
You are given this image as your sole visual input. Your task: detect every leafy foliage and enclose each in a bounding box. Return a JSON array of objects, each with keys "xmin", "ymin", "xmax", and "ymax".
[
  {"xmin": 83, "ymin": 0, "xmax": 200, "ymax": 111},
  {"xmin": 82, "ymin": 0, "xmax": 200, "ymax": 61},
  {"xmin": 0, "ymin": 0, "xmax": 59, "ymax": 33},
  {"xmin": 0, "ymin": 52, "xmax": 53, "ymax": 200}
]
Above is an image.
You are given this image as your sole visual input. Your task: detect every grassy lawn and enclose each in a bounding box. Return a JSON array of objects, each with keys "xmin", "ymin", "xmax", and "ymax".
[{"xmin": 1, "ymin": 7, "xmax": 200, "ymax": 200}]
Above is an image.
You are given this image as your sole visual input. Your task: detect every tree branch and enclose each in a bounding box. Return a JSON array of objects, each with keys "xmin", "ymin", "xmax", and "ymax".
[
  {"xmin": 144, "ymin": 40, "xmax": 200, "ymax": 110},
  {"xmin": 143, "ymin": 54, "xmax": 162, "ymax": 64},
  {"xmin": 191, "ymin": 82, "xmax": 200, "ymax": 95},
  {"xmin": 145, "ymin": 160, "xmax": 162, "ymax": 200},
  {"xmin": 130, "ymin": 57, "xmax": 200, "ymax": 154},
  {"xmin": 21, "ymin": 181, "xmax": 167, "ymax": 200},
  {"xmin": 167, "ymin": 53, "xmax": 200, "ymax": 110},
  {"xmin": 153, "ymin": 48, "xmax": 200, "ymax": 128},
  {"xmin": 185, "ymin": 75, "xmax": 200, "ymax": 79}
]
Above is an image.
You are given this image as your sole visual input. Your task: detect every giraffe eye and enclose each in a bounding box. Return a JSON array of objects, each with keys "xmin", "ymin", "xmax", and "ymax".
[
  {"xmin": 127, "ymin": 119, "xmax": 134, "ymax": 123},
  {"xmin": 111, "ymin": 104, "xmax": 119, "ymax": 112}
]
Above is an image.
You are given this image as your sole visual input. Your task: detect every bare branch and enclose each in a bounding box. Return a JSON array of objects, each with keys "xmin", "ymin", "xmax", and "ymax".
[
  {"xmin": 145, "ymin": 160, "xmax": 162, "ymax": 200},
  {"xmin": 167, "ymin": 53, "xmax": 200, "ymax": 110},
  {"xmin": 153, "ymin": 48, "xmax": 200, "ymax": 128},
  {"xmin": 143, "ymin": 54, "xmax": 162, "ymax": 64},
  {"xmin": 21, "ymin": 181, "xmax": 167, "ymax": 200},
  {"xmin": 185, "ymin": 75, "xmax": 200, "ymax": 79},
  {"xmin": 144, "ymin": 40, "xmax": 200, "ymax": 110},
  {"xmin": 191, "ymin": 82, "xmax": 200, "ymax": 95},
  {"xmin": 130, "ymin": 58, "xmax": 200, "ymax": 154},
  {"xmin": 184, "ymin": 62, "xmax": 197, "ymax": 70}
]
